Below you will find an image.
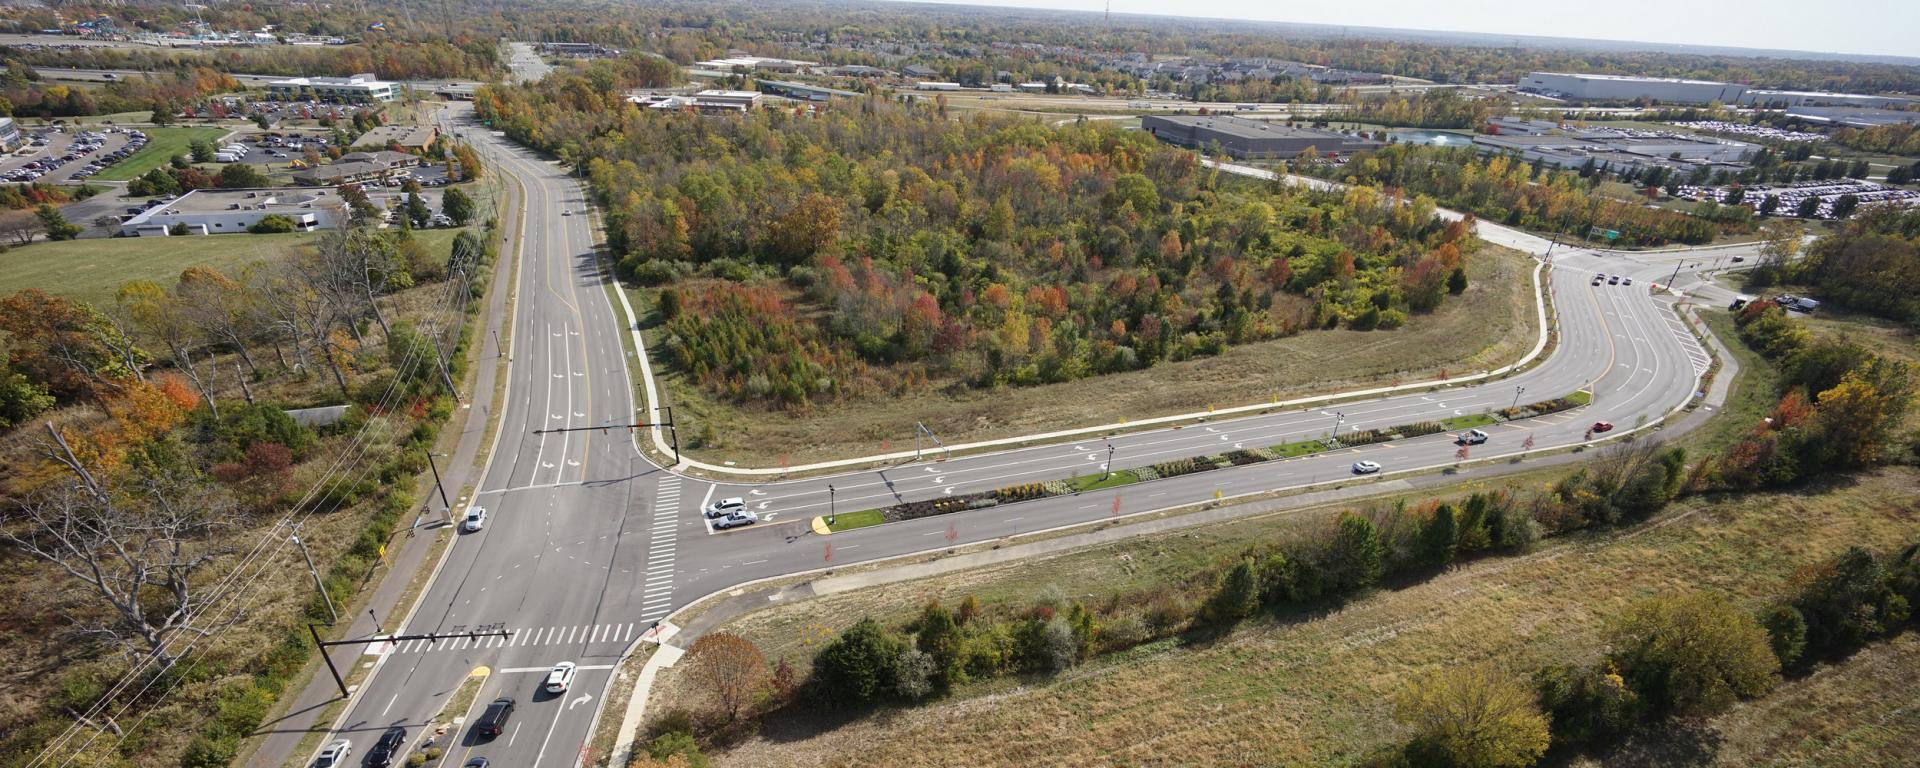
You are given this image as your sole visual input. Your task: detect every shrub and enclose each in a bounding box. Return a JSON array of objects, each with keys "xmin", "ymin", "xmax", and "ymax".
[
  {"xmin": 810, "ymin": 618, "xmax": 904, "ymax": 707},
  {"xmin": 1759, "ymin": 605, "xmax": 1808, "ymax": 669},
  {"xmin": 1534, "ymin": 663, "xmax": 1642, "ymax": 750},
  {"xmin": 1395, "ymin": 664, "xmax": 1551, "ymax": 768},
  {"xmin": 1606, "ymin": 592, "xmax": 1780, "ymax": 717},
  {"xmin": 1201, "ymin": 558, "xmax": 1260, "ymax": 625}
]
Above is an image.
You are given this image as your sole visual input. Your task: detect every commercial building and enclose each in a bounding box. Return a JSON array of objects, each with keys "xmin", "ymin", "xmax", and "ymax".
[
  {"xmin": 1140, "ymin": 114, "xmax": 1383, "ymax": 159},
  {"xmin": 1783, "ymin": 106, "xmax": 1919, "ymax": 128},
  {"xmin": 539, "ymin": 41, "xmax": 619, "ymax": 58},
  {"xmin": 119, "ymin": 188, "xmax": 346, "ymax": 236},
  {"xmin": 627, "ymin": 89, "xmax": 762, "ymax": 114},
  {"xmin": 1471, "ymin": 126, "xmax": 1756, "ymax": 173},
  {"xmin": 352, "ymin": 124, "xmax": 439, "ymax": 152},
  {"xmin": 694, "ymin": 56, "xmax": 815, "ymax": 74},
  {"xmin": 267, "ymin": 73, "xmax": 396, "ymax": 103},
  {"xmin": 0, "ymin": 117, "xmax": 20, "ymax": 151},
  {"xmin": 1519, "ymin": 72, "xmax": 1748, "ymax": 105},
  {"xmin": 757, "ymin": 80, "xmax": 861, "ymax": 102},
  {"xmin": 1741, "ymin": 90, "xmax": 1915, "ymax": 110},
  {"xmin": 291, "ymin": 151, "xmax": 419, "ymax": 186}
]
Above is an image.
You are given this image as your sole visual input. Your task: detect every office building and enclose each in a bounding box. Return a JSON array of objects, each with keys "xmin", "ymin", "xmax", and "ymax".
[
  {"xmin": 1140, "ymin": 114, "xmax": 1384, "ymax": 159},
  {"xmin": 267, "ymin": 73, "xmax": 396, "ymax": 103},
  {"xmin": 120, "ymin": 188, "xmax": 346, "ymax": 236}
]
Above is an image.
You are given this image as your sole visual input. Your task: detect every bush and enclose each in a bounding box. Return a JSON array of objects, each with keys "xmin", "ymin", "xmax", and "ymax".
[
  {"xmin": 1201, "ymin": 558, "xmax": 1260, "ymax": 625},
  {"xmin": 1396, "ymin": 664, "xmax": 1551, "ymax": 768},
  {"xmin": 1606, "ymin": 592, "xmax": 1780, "ymax": 717},
  {"xmin": 1534, "ymin": 663, "xmax": 1642, "ymax": 750},
  {"xmin": 1760, "ymin": 605, "xmax": 1808, "ymax": 669},
  {"xmin": 810, "ymin": 618, "xmax": 904, "ymax": 707}
]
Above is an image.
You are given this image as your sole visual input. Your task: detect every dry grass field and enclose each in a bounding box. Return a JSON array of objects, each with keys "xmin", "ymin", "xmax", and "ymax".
[
  {"xmin": 670, "ymin": 467, "xmax": 1920, "ymax": 767},
  {"xmin": 647, "ymin": 242, "xmax": 1539, "ymax": 467}
]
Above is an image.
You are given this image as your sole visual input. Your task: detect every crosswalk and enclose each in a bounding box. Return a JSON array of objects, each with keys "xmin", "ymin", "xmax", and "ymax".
[
  {"xmin": 1663, "ymin": 315, "xmax": 1712, "ymax": 374},
  {"xmin": 385, "ymin": 622, "xmax": 639, "ymax": 655},
  {"xmin": 639, "ymin": 476, "xmax": 681, "ymax": 622}
]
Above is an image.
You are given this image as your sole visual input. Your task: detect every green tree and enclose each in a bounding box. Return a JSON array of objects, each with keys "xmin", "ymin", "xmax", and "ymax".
[
  {"xmin": 1606, "ymin": 592, "xmax": 1780, "ymax": 716},
  {"xmin": 0, "ymin": 366, "xmax": 56, "ymax": 428},
  {"xmin": 248, "ymin": 214, "xmax": 296, "ymax": 234},
  {"xmin": 914, "ymin": 601, "xmax": 964, "ymax": 692},
  {"xmin": 1327, "ymin": 512, "xmax": 1386, "ymax": 592},
  {"xmin": 131, "ymin": 167, "xmax": 181, "ymax": 198},
  {"xmin": 1420, "ymin": 503, "xmax": 1459, "ymax": 567},
  {"xmin": 189, "ymin": 139, "xmax": 216, "ymax": 163},
  {"xmin": 1394, "ymin": 664, "xmax": 1551, "ymax": 768},
  {"xmin": 1446, "ymin": 265, "xmax": 1468, "ymax": 295},
  {"xmin": 34, "ymin": 204, "xmax": 80, "ymax": 241},
  {"xmin": 1794, "ymin": 545, "xmax": 1905, "ymax": 657},
  {"xmin": 1759, "ymin": 605, "xmax": 1808, "ymax": 668},
  {"xmin": 405, "ymin": 192, "xmax": 432, "ymax": 228},
  {"xmin": 1534, "ymin": 664, "xmax": 1641, "ymax": 750},
  {"xmin": 1202, "ymin": 558, "xmax": 1260, "ymax": 625},
  {"xmin": 441, "ymin": 186, "xmax": 475, "ymax": 225},
  {"xmin": 217, "ymin": 163, "xmax": 270, "ymax": 189},
  {"xmin": 811, "ymin": 617, "xmax": 904, "ymax": 707},
  {"xmin": 149, "ymin": 102, "xmax": 175, "ymax": 126}
]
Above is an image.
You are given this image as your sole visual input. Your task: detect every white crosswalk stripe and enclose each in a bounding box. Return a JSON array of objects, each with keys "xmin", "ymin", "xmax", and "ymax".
[{"xmin": 384, "ymin": 620, "xmax": 653, "ymax": 655}]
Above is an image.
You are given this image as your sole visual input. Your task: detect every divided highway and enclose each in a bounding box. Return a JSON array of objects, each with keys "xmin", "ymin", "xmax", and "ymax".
[{"xmin": 301, "ymin": 109, "xmax": 1723, "ymax": 767}]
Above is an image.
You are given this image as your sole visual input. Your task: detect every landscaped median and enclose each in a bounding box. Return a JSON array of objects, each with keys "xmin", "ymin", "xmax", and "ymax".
[{"xmin": 810, "ymin": 396, "xmax": 1592, "ymax": 535}]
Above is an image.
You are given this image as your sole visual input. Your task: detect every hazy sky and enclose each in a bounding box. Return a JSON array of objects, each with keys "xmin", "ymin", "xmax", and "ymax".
[{"xmin": 896, "ymin": 0, "xmax": 1919, "ymax": 59}]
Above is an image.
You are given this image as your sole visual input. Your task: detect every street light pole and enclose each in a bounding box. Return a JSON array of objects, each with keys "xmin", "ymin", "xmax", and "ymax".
[
  {"xmin": 290, "ymin": 531, "xmax": 337, "ymax": 624},
  {"xmin": 1511, "ymin": 385, "xmax": 1527, "ymax": 410},
  {"xmin": 1330, "ymin": 411, "xmax": 1346, "ymax": 440},
  {"xmin": 1104, "ymin": 441, "xmax": 1115, "ymax": 481},
  {"xmin": 1667, "ymin": 260, "xmax": 1686, "ymax": 290},
  {"xmin": 827, "ymin": 484, "xmax": 836, "ymax": 527}
]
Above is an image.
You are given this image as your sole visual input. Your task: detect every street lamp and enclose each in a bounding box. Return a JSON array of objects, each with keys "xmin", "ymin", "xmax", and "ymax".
[
  {"xmin": 827, "ymin": 485, "xmax": 837, "ymax": 528},
  {"xmin": 1667, "ymin": 260, "xmax": 1687, "ymax": 289},
  {"xmin": 1330, "ymin": 411, "xmax": 1346, "ymax": 440},
  {"xmin": 1511, "ymin": 385, "xmax": 1527, "ymax": 410},
  {"xmin": 1103, "ymin": 440, "xmax": 1115, "ymax": 481}
]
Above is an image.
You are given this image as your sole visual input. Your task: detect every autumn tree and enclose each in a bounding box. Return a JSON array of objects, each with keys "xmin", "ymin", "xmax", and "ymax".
[
  {"xmin": 0, "ymin": 289, "xmax": 148, "ymax": 402},
  {"xmin": 1395, "ymin": 664, "xmax": 1551, "ymax": 768},
  {"xmin": 1606, "ymin": 592, "xmax": 1779, "ymax": 717},
  {"xmin": 684, "ymin": 632, "xmax": 767, "ymax": 723}
]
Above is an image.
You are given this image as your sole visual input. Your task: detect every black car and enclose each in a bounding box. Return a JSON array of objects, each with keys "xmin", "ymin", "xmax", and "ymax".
[
  {"xmin": 365, "ymin": 725, "xmax": 406, "ymax": 767},
  {"xmin": 473, "ymin": 697, "xmax": 515, "ymax": 740}
]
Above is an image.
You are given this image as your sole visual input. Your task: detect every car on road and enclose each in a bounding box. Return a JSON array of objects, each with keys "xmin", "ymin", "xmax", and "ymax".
[
  {"xmin": 1608, "ymin": 275, "xmax": 1620, "ymax": 285},
  {"xmin": 1351, "ymin": 460, "xmax": 1382, "ymax": 475},
  {"xmin": 1590, "ymin": 421, "xmax": 1614, "ymax": 434},
  {"xmin": 712, "ymin": 510, "xmax": 759, "ymax": 529},
  {"xmin": 1623, "ymin": 277, "xmax": 1633, "ymax": 286},
  {"xmin": 365, "ymin": 726, "xmax": 406, "ymax": 767},
  {"xmin": 474, "ymin": 697, "xmax": 515, "ymax": 740},
  {"xmin": 463, "ymin": 760, "xmax": 489, "ymax": 768},
  {"xmin": 704, "ymin": 497, "xmax": 746, "ymax": 518},
  {"xmin": 544, "ymin": 661, "xmax": 577, "ymax": 693},
  {"xmin": 1456, "ymin": 429, "xmax": 1489, "ymax": 445},
  {"xmin": 1591, "ymin": 276, "xmax": 1603, "ymax": 286},
  {"xmin": 313, "ymin": 740, "xmax": 351, "ymax": 768},
  {"xmin": 462, "ymin": 506, "xmax": 488, "ymax": 532},
  {"xmin": 1731, "ymin": 256, "xmax": 1746, "ymax": 263},
  {"xmin": 561, "ymin": 209, "xmax": 572, "ymax": 216}
]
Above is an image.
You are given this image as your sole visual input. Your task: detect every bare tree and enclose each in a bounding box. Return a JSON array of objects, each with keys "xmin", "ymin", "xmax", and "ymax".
[
  {"xmin": 0, "ymin": 209, "xmax": 39, "ymax": 246},
  {"xmin": 5, "ymin": 466, "xmax": 239, "ymax": 663}
]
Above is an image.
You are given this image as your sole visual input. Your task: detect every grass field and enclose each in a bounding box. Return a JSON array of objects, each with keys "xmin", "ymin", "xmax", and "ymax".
[
  {"xmin": 94, "ymin": 126, "xmax": 231, "ymax": 181},
  {"xmin": 647, "ymin": 242, "xmax": 1540, "ymax": 467},
  {"xmin": 0, "ymin": 232, "xmax": 318, "ymax": 305},
  {"xmin": 680, "ymin": 467, "xmax": 1920, "ymax": 768},
  {"xmin": 823, "ymin": 509, "xmax": 887, "ymax": 532}
]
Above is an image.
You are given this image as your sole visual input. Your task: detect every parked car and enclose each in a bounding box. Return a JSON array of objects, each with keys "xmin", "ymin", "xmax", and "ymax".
[
  {"xmin": 473, "ymin": 697, "xmax": 515, "ymax": 740},
  {"xmin": 462, "ymin": 506, "xmax": 488, "ymax": 532},
  {"xmin": 1351, "ymin": 460, "xmax": 1382, "ymax": 475},
  {"xmin": 365, "ymin": 726, "xmax": 406, "ymax": 768},
  {"xmin": 312, "ymin": 740, "xmax": 351, "ymax": 768},
  {"xmin": 712, "ymin": 510, "xmax": 759, "ymax": 529},
  {"xmin": 1623, "ymin": 277, "xmax": 1633, "ymax": 286},
  {"xmin": 544, "ymin": 661, "xmax": 577, "ymax": 693},
  {"xmin": 1607, "ymin": 275, "xmax": 1620, "ymax": 285},
  {"xmin": 1590, "ymin": 421, "xmax": 1614, "ymax": 434},
  {"xmin": 1456, "ymin": 429, "xmax": 1489, "ymax": 445},
  {"xmin": 704, "ymin": 497, "xmax": 746, "ymax": 519}
]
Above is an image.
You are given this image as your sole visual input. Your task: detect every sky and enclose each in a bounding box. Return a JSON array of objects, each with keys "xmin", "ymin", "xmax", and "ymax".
[{"xmin": 895, "ymin": 0, "xmax": 1920, "ymax": 59}]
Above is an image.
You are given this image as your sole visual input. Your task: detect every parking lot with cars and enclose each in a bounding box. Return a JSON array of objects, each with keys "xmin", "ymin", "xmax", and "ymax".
[{"xmin": 2, "ymin": 127, "xmax": 141, "ymax": 183}]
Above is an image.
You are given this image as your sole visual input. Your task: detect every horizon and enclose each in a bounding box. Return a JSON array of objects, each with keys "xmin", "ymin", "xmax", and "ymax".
[{"xmin": 886, "ymin": 0, "xmax": 1920, "ymax": 61}]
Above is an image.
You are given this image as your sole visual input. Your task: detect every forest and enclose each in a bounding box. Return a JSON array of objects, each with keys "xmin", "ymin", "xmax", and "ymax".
[
  {"xmin": 1307, "ymin": 143, "xmax": 1738, "ymax": 246},
  {"xmin": 479, "ymin": 60, "xmax": 1480, "ymax": 410},
  {"xmin": 0, "ymin": 60, "xmax": 238, "ymax": 118}
]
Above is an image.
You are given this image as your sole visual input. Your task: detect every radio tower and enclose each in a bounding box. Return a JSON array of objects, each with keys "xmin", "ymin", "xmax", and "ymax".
[{"xmin": 1105, "ymin": 0, "xmax": 1110, "ymax": 26}]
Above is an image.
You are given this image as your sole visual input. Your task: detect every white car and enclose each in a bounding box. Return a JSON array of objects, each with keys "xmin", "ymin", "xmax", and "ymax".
[
  {"xmin": 1351, "ymin": 460, "xmax": 1382, "ymax": 475},
  {"xmin": 544, "ymin": 661, "xmax": 577, "ymax": 693},
  {"xmin": 1456, "ymin": 429, "xmax": 1489, "ymax": 445},
  {"xmin": 712, "ymin": 510, "xmax": 759, "ymax": 530},
  {"xmin": 704, "ymin": 497, "xmax": 746, "ymax": 519},
  {"xmin": 561, "ymin": 209, "xmax": 573, "ymax": 216},
  {"xmin": 313, "ymin": 739, "xmax": 351, "ymax": 768},
  {"xmin": 462, "ymin": 506, "xmax": 488, "ymax": 532}
]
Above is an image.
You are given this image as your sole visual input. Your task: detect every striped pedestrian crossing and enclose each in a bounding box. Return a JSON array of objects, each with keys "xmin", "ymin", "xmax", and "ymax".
[
  {"xmin": 639, "ymin": 477, "xmax": 682, "ymax": 622},
  {"xmin": 385, "ymin": 622, "xmax": 640, "ymax": 655}
]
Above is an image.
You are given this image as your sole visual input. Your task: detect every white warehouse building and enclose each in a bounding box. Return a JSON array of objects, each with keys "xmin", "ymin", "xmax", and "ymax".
[
  {"xmin": 1520, "ymin": 72, "xmax": 1749, "ymax": 104},
  {"xmin": 120, "ymin": 188, "xmax": 347, "ymax": 237},
  {"xmin": 267, "ymin": 73, "xmax": 396, "ymax": 103}
]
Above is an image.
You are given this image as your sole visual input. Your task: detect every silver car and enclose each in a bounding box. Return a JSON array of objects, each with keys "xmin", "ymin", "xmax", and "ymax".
[{"xmin": 712, "ymin": 510, "xmax": 759, "ymax": 530}]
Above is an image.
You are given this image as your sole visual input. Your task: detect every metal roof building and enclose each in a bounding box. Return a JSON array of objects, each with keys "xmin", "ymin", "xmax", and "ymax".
[
  {"xmin": 1140, "ymin": 114, "xmax": 1384, "ymax": 159},
  {"xmin": 1519, "ymin": 72, "xmax": 1748, "ymax": 105}
]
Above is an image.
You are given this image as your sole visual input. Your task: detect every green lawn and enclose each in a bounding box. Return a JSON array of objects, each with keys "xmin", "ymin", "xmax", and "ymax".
[
  {"xmin": 824, "ymin": 509, "xmax": 886, "ymax": 533},
  {"xmin": 0, "ymin": 232, "xmax": 316, "ymax": 305},
  {"xmin": 1566, "ymin": 389, "xmax": 1593, "ymax": 406},
  {"xmin": 1440, "ymin": 413, "xmax": 1497, "ymax": 430},
  {"xmin": 95, "ymin": 126, "xmax": 231, "ymax": 181},
  {"xmin": 1069, "ymin": 470, "xmax": 1140, "ymax": 492},
  {"xmin": 1272, "ymin": 438, "xmax": 1331, "ymax": 458}
]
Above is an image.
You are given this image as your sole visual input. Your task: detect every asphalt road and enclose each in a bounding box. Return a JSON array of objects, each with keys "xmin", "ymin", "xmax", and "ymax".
[{"xmin": 303, "ymin": 108, "xmax": 1728, "ymax": 767}]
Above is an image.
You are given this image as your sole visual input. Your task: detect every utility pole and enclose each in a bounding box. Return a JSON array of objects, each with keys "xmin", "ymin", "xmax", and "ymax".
[
  {"xmin": 1667, "ymin": 260, "xmax": 1686, "ymax": 290},
  {"xmin": 291, "ymin": 530, "xmax": 337, "ymax": 624},
  {"xmin": 426, "ymin": 452, "xmax": 452, "ymax": 520}
]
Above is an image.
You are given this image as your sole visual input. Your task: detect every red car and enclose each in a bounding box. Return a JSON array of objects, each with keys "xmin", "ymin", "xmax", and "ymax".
[{"xmin": 1590, "ymin": 421, "xmax": 1614, "ymax": 434}]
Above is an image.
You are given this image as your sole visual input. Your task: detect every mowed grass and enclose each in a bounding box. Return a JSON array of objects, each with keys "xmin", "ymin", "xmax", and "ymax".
[
  {"xmin": 823, "ymin": 509, "xmax": 886, "ymax": 532},
  {"xmin": 681, "ymin": 468, "xmax": 1920, "ymax": 768},
  {"xmin": 94, "ymin": 126, "xmax": 230, "ymax": 181},
  {"xmin": 655, "ymin": 243, "xmax": 1540, "ymax": 467},
  {"xmin": 0, "ymin": 232, "xmax": 317, "ymax": 305}
]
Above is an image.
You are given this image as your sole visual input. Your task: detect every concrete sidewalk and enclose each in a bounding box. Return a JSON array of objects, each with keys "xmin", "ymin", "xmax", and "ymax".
[{"xmin": 241, "ymin": 118, "xmax": 525, "ymax": 768}]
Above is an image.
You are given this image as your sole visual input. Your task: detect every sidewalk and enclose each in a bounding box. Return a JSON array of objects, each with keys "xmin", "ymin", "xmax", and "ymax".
[{"xmin": 241, "ymin": 127, "xmax": 524, "ymax": 768}]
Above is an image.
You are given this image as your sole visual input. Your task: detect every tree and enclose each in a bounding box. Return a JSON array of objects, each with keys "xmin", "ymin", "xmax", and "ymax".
[
  {"xmin": 451, "ymin": 143, "xmax": 483, "ymax": 180},
  {"xmin": 4, "ymin": 464, "xmax": 238, "ymax": 662},
  {"xmin": 0, "ymin": 366, "xmax": 55, "ymax": 428},
  {"xmin": 1794, "ymin": 545, "xmax": 1903, "ymax": 658},
  {"xmin": 1816, "ymin": 370, "xmax": 1909, "ymax": 467},
  {"xmin": 35, "ymin": 204, "xmax": 80, "ymax": 241},
  {"xmin": 0, "ymin": 289, "xmax": 147, "ymax": 401},
  {"xmin": 914, "ymin": 601, "xmax": 964, "ymax": 692},
  {"xmin": 1534, "ymin": 663, "xmax": 1640, "ymax": 749},
  {"xmin": 811, "ymin": 617, "xmax": 903, "ymax": 707},
  {"xmin": 405, "ymin": 192, "xmax": 432, "ymax": 228},
  {"xmin": 1326, "ymin": 512, "xmax": 1386, "ymax": 592},
  {"xmin": 1420, "ymin": 503, "xmax": 1459, "ymax": 567},
  {"xmin": 1447, "ymin": 265, "xmax": 1468, "ymax": 295},
  {"xmin": 149, "ymin": 102, "xmax": 175, "ymax": 126},
  {"xmin": 1797, "ymin": 196, "xmax": 1822, "ymax": 219},
  {"xmin": 1606, "ymin": 592, "xmax": 1779, "ymax": 716},
  {"xmin": 683, "ymin": 632, "xmax": 766, "ymax": 723},
  {"xmin": 1394, "ymin": 664, "xmax": 1551, "ymax": 768},
  {"xmin": 441, "ymin": 186, "xmax": 475, "ymax": 225},
  {"xmin": 216, "ymin": 162, "xmax": 270, "ymax": 189},
  {"xmin": 189, "ymin": 138, "xmax": 216, "ymax": 163},
  {"xmin": 1759, "ymin": 605, "xmax": 1808, "ymax": 668},
  {"xmin": 337, "ymin": 183, "xmax": 379, "ymax": 223},
  {"xmin": 1202, "ymin": 558, "xmax": 1260, "ymax": 625},
  {"xmin": 249, "ymin": 214, "xmax": 296, "ymax": 234},
  {"xmin": 0, "ymin": 208, "xmax": 39, "ymax": 246},
  {"xmin": 1831, "ymin": 194, "xmax": 1860, "ymax": 219}
]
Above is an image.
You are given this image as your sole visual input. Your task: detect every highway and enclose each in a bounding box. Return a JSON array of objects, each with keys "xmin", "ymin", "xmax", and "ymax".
[{"xmin": 297, "ymin": 107, "xmax": 1729, "ymax": 767}]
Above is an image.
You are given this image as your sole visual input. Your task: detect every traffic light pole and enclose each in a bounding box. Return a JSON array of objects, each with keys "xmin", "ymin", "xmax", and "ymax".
[{"xmin": 307, "ymin": 626, "xmax": 513, "ymax": 699}]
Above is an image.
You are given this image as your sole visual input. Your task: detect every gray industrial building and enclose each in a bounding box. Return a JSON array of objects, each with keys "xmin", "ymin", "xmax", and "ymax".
[
  {"xmin": 1471, "ymin": 126, "xmax": 1756, "ymax": 174},
  {"xmin": 1519, "ymin": 72, "xmax": 1749, "ymax": 104},
  {"xmin": 1140, "ymin": 114, "xmax": 1383, "ymax": 159},
  {"xmin": 1740, "ymin": 90, "xmax": 1915, "ymax": 110}
]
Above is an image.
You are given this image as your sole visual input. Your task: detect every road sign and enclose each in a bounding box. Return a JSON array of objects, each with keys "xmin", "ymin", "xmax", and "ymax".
[{"xmin": 1588, "ymin": 226, "xmax": 1620, "ymax": 241}]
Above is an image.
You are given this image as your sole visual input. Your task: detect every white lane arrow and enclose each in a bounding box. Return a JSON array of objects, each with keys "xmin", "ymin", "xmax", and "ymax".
[
  {"xmin": 923, "ymin": 467, "xmax": 937, "ymax": 473},
  {"xmin": 1234, "ymin": 443, "xmax": 1244, "ymax": 449},
  {"xmin": 748, "ymin": 489, "xmax": 766, "ymax": 496},
  {"xmin": 1073, "ymin": 445, "xmax": 1088, "ymax": 451},
  {"xmin": 756, "ymin": 501, "xmax": 770, "ymax": 510},
  {"xmin": 943, "ymin": 487, "xmax": 954, "ymax": 495},
  {"xmin": 573, "ymin": 411, "xmax": 585, "ymax": 417},
  {"xmin": 933, "ymin": 476, "xmax": 945, "ymax": 484},
  {"xmin": 569, "ymin": 692, "xmax": 592, "ymax": 710},
  {"xmin": 763, "ymin": 513, "xmax": 779, "ymax": 522},
  {"xmin": 1219, "ymin": 435, "xmax": 1228, "ymax": 441}
]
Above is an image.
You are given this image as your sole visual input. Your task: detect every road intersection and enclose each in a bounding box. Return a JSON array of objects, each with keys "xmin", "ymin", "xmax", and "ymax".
[{"xmin": 289, "ymin": 107, "xmax": 1745, "ymax": 768}]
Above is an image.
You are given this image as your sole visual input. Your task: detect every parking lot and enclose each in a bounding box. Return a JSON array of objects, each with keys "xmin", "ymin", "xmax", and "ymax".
[
  {"xmin": 2, "ymin": 128, "xmax": 140, "ymax": 184},
  {"xmin": 211, "ymin": 133, "xmax": 455, "ymax": 186}
]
